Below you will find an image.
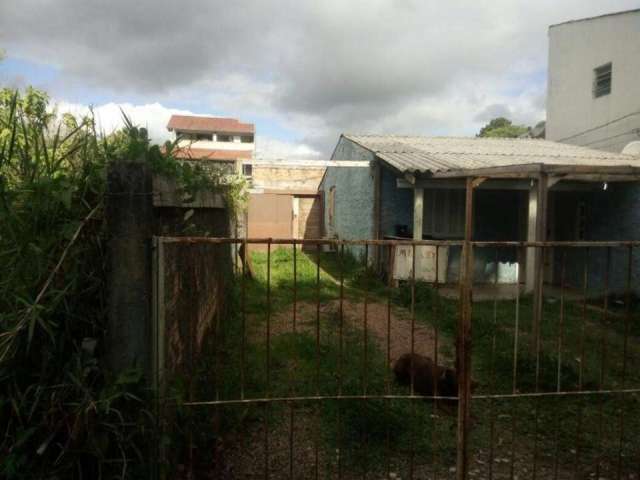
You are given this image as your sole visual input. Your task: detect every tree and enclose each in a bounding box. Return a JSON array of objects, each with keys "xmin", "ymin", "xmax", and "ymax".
[{"xmin": 477, "ymin": 117, "xmax": 529, "ymax": 138}]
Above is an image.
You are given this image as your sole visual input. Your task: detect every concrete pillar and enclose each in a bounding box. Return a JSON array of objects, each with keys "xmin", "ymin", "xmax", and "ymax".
[
  {"xmin": 413, "ymin": 187, "xmax": 424, "ymax": 240},
  {"xmin": 106, "ymin": 162, "xmax": 154, "ymax": 379}
]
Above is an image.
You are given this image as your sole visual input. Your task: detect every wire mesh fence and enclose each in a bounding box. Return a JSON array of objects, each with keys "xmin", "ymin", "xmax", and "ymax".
[{"xmin": 153, "ymin": 237, "xmax": 640, "ymax": 480}]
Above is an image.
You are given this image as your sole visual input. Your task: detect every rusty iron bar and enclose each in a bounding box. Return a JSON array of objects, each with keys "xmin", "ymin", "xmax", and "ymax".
[
  {"xmin": 432, "ymin": 245, "xmax": 440, "ymax": 480},
  {"xmin": 553, "ymin": 250, "xmax": 567, "ymax": 480},
  {"xmin": 616, "ymin": 246, "xmax": 633, "ymax": 479},
  {"xmin": 595, "ymin": 247, "xmax": 611, "ymax": 479},
  {"xmin": 409, "ymin": 243, "xmax": 416, "ymax": 480},
  {"xmin": 315, "ymin": 244, "xmax": 321, "ymax": 480},
  {"xmin": 263, "ymin": 241, "xmax": 272, "ymax": 480},
  {"xmin": 241, "ymin": 239, "xmax": 247, "ymax": 400},
  {"xmin": 488, "ymin": 248, "xmax": 499, "ymax": 480},
  {"xmin": 293, "ymin": 240, "xmax": 297, "ymax": 333},
  {"xmin": 531, "ymin": 245, "xmax": 545, "ymax": 480},
  {"xmin": 386, "ymin": 245, "xmax": 393, "ymax": 480},
  {"xmin": 181, "ymin": 388, "xmax": 640, "ymax": 407},
  {"xmin": 509, "ymin": 246, "xmax": 522, "ymax": 480},
  {"xmin": 363, "ymin": 243, "xmax": 370, "ymax": 480},
  {"xmin": 289, "ymin": 240, "xmax": 297, "ymax": 480},
  {"xmin": 364, "ymin": 243, "xmax": 369, "ymax": 396},
  {"xmin": 456, "ymin": 177, "xmax": 474, "ymax": 480},
  {"xmin": 574, "ymin": 248, "xmax": 589, "ymax": 480},
  {"xmin": 338, "ymin": 244, "xmax": 345, "ymax": 480},
  {"xmin": 157, "ymin": 235, "xmax": 640, "ymax": 248}
]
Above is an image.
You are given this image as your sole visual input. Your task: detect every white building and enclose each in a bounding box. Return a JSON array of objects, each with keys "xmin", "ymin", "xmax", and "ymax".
[
  {"xmin": 546, "ymin": 9, "xmax": 640, "ymax": 154},
  {"xmin": 166, "ymin": 115, "xmax": 255, "ymax": 171}
]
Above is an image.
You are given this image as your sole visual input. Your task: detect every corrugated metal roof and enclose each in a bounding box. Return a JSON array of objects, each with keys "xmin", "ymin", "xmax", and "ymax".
[{"xmin": 343, "ymin": 134, "xmax": 640, "ymax": 176}]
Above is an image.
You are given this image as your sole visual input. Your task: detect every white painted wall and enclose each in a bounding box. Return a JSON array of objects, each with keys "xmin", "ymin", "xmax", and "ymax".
[
  {"xmin": 546, "ymin": 10, "xmax": 640, "ymax": 152},
  {"xmin": 175, "ymin": 137, "xmax": 255, "ymax": 151}
]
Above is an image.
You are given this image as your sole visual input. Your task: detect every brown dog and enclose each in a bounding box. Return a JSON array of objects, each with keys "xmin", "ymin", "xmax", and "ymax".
[{"xmin": 393, "ymin": 353, "xmax": 477, "ymax": 412}]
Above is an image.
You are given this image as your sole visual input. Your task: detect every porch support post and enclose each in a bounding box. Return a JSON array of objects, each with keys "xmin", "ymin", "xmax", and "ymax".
[
  {"xmin": 525, "ymin": 175, "xmax": 548, "ymax": 292},
  {"xmin": 413, "ymin": 187, "xmax": 424, "ymax": 240}
]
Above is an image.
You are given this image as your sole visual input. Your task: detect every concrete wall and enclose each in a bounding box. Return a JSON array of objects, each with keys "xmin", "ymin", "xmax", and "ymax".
[
  {"xmin": 546, "ymin": 10, "xmax": 640, "ymax": 152},
  {"xmin": 106, "ymin": 162, "xmax": 231, "ymax": 382},
  {"xmin": 249, "ymin": 163, "xmax": 325, "ymax": 192}
]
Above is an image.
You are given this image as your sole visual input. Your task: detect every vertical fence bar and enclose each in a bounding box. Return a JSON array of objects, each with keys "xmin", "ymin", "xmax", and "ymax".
[
  {"xmin": 289, "ymin": 240, "xmax": 297, "ymax": 480},
  {"xmin": 363, "ymin": 243, "xmax": 369, "ymax": 480},
  {"xmin": 574, "ymin": 248, "xmax": 589, "ymax": 480},
  {"xmin": 509, "ymin": 246, "xmax": 521, "ymax": 480},
  {"xmin": 553, "ymin": 250, "xmax": 567, "ymax": 480},
  {"xmin": 241, "ymin": 239, "xmax": 247, "ymax": 401},
  {"xmin": 432, "ymin": 245, "xmax": 440, "ymax": 480},
  {"xmin": 595, "ymin": 247, "xmax": 611, "ymax": 479},
  {"xmin": 264, "ymin": 240, "xmax": 271, "ymax": 480},
  {"xmin": 532, "ymin": 245, "xmax": 544, "ymax": 480},
  {"xmin": 386, "ymin": 244, "xmax": 393, "ymax": 480},
  {"xmin": 338, "ymin": 243, "xmax": 345, "ymax": 480},
  {"xmin": 456, "ymin": 177, "xmax": 475, "ymax": 480},
  {"xmin": 411, "ymin": 242, "xmax": 417, "ymax": 480},
  {"xmin": 488, "ymin": 248, "xmax": 499, "ymax": 480},
  {"xmin": 616, "ymin": 245, "xmax": 632, "ymax": 479},
  {"xmin": 315, "ymin": 242, "xmax": 320, "ymax": 480}
]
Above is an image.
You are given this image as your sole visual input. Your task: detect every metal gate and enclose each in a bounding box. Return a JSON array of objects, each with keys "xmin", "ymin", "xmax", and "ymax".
[{"xmin": 152, "ymin": 236, "xmax": 640, "ymax": 479}]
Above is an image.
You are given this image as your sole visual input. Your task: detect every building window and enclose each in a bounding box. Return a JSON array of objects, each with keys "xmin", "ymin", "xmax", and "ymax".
[
  {"xmin": 217, "ymin": 134, "xmax": 232, "ymax": 142},
  {"xmin": 241, "ymin": 135, "xmax": 254, "ymax": 143},
  {"xmin": 593, "ymin": 62, "xmax": 612, "ymax": 98},
  {"xmin": 328, "ymin": 186, "xmax": 336, "ymax": 229},
  {"xmin": 196, "ymin": 133, "xmax": 213, "ymax": 141},
  {"xmin": 242, "ymin": 163, "xmax": 253, "ymax": 177}
]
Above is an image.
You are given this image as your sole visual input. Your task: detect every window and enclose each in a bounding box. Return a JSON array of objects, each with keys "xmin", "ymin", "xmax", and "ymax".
[
  {"xmin": 423, "ymin": 189, "xmax": 465, "ymax": 238},
  {"xmin": 242, "ymin": 163, "xmax": 253, "ymax": 177},
  {"xmin": 328, "ymin": 186, "xmax": 336, "ymax": 229},
  {"xmin": 196, "ymin": 133, "xmax": 213, "ymax": 141},
  {"xmin": 217, "ymin": 134, "xmax": 232, "ymax": 142},
  {"xmin": 593, "ymin": 62, "xmax": 612, "ymax": 98},
  {"xmin": 241, "ymin": 135, "xmax": 254, "ymax": 143}
]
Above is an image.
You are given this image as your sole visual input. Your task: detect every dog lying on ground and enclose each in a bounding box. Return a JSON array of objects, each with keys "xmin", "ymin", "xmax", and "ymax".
[{"xmin": 393, "ymin": 352, "xmax": 477, "ymax": 413}]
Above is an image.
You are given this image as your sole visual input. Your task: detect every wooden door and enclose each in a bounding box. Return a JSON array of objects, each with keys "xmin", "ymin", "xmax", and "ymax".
[{"xmin": 247, "ymin": 193, "xmax": 292, "ymax": 249}]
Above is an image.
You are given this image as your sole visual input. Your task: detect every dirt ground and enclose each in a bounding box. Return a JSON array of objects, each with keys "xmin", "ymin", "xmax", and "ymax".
[{"xmin": 263, "ymin": 299, "xmax": 453, "ymax": 366}]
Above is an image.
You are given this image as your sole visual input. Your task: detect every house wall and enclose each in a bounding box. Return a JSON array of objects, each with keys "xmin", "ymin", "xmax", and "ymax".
[
  {"xmin": 546, "ymin": 10, "xmax": 640, "ymax": 152},
  {"xmin": 321, "ymin": 137, "xmax": 376, "ymax": 259}
]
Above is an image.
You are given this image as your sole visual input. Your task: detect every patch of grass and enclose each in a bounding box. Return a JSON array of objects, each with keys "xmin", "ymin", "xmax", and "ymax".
[{"xmin": 216, "ymin": 248, "xmax": 640, "ymax": 475}]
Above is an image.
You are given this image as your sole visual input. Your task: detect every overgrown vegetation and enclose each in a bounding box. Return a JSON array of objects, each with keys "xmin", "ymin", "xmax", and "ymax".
[{"xmin": 0, "ymin": 86, "xmax": 246, "ymax": 478}]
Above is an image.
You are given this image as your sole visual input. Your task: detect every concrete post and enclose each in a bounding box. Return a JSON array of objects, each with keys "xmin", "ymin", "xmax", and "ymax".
[
  {"xmin": 106, "ymin": 162, "xmax": 154, "ymax": 380},
  {"xmin": 413, "ymin": 187, "xmax": 424, "ymax": 240}
]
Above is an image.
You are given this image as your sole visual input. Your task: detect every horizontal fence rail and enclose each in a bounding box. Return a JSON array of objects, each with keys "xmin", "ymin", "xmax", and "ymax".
[{"xmin": 153, "ymin": 236, "xmax": 639, "ymax": 480}]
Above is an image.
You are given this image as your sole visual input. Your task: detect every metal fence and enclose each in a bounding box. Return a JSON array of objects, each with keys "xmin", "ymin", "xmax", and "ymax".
[{"xmin": 153, "ymin": 235, "xmax": 640, "ymax": 480}]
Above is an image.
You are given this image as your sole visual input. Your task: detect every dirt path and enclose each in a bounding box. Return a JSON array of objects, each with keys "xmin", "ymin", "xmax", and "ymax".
[{"xmin": 262, "ymin": 298, "xmax": 453, "ymax": 366}]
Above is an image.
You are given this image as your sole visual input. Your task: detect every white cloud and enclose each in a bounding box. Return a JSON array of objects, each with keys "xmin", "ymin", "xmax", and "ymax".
[
  {"xmin": 56, "ymin": 100, "xmax": 321, "ymax": 159},
  {"xmin": 57, "ymin": 101, "xmax": 193, "ymax": 144},
  {"xmin": 254, "ymin": 137, "xmax": 321, "ymax": 160},
  {"xmin": 5, "ymin": 0, "xmax": 639, "ymax": 155}
]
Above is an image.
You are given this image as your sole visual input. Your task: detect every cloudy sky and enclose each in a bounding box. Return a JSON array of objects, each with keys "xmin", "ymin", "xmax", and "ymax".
[{"xmin": 0, "ymin": 1, "xmax": 638, "ymax": 158}]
